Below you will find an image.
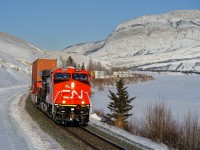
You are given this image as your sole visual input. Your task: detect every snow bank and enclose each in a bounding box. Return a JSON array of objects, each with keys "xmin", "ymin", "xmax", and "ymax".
[
  {"xmin": 11, "ymin": 94, "xmax": 64, "ymax": 150},
  {"xmin": 90, "ymin": 114, "xmax": 169, "ymax": 150}
]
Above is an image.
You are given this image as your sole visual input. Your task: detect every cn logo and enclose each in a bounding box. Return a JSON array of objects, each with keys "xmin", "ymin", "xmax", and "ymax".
[{"xmin": 62, "ymin": 90, "xmax": 83, "ymax": 99}]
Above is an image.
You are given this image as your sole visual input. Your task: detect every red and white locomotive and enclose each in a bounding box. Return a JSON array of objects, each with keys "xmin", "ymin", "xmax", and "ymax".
[{"xmin": 31, "ymin": 59, "xmax": 91, "ymax": 126}]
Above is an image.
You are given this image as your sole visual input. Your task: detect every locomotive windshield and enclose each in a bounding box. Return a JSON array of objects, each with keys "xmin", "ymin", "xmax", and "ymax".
[
  {"xmin": 54, "ymin": 73, "xmax": 70, "ymax": 80},
  {"xmin": 72, "ymin": 73, "xmax": 88, "ymax": 81}
]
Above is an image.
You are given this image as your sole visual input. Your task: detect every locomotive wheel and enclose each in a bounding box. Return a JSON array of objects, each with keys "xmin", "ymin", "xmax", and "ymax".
[
  {"xmin": 80, "ymin": 122, "xmax": 87, "ymax": 127},
  {"xmin": 53, "ymin": 112, "xmax": 60, "ymax": 124},
  {"xmin": 53, "ymin": 112, "xmax": 56, "ymax": 121},
  {"xmin": 35, "ymin": 102, "xmax": 39, "ymax": 109},
  {"xmin": 79, "ymin": 116, "xmax": 88, "ymax": 127}
]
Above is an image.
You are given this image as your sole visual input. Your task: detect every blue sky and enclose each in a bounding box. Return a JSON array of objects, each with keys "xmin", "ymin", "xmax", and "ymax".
[{"xmin": 1, "ymin": 0, "xmax": 200, "ymax": 51}]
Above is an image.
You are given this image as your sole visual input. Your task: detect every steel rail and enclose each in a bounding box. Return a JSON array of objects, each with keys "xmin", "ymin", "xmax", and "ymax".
[
  {"xmin": 64, "ymin": 126, "xmax": 100, "ymax": 150},
  {"xmin": 80, "ymin": 126, "xmax": 126, "ymax": 150},
  {"xmin": 64, "ymin": 125, "xmax": 126, "ymax": 150}
]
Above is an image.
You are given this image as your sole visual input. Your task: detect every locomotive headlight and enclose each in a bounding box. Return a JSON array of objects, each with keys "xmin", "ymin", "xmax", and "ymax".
[
  {"xmin": 62, "ymin": 100, "xmax": 66, "ymax": 104},
  {"xmin": 81, "ymin": 101, "xmax": 85, "ymax": 104},
  {"xmin": 71, "ymin": 82, "xmax": 75, "ymax": 89}
]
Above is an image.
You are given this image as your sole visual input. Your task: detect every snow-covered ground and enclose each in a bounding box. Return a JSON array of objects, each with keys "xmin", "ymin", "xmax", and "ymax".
[
  {"xmin": 1, "ymin": 83, "xmax": 169, "ymax": 150},
  {"xmin": 0, "ymin": 85, "xmax": 63, "ymax": 150},
  {"xmin": 2, "ymin": 73, "xmax": 199, "ymax": 150},
  {"xmin": 90, "ymin": 72, "xmax": 200, "ymax": 149},
  {"xmin": 90, "ymin": 114, "xmax": 169, "ymax": 150}
]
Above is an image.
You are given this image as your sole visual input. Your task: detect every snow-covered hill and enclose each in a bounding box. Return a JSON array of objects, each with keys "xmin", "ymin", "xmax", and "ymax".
[
  {"xmin": 0, "ymin": 32, "xmax": 104, "ymax": 88},
  {"xmin": 0, "ymin": 32, "xmax": 102, "ymax": 88},
  {"xmin": 63, "ymin": 10, "xmax": 200, "ymax": 73},
  {"xmin": 0, "ymin": 32, "xmax": 49, "ymax": 87},
  {"xmin": 1, "ymin": 10, "xmax": 200, "ymax": 87}
]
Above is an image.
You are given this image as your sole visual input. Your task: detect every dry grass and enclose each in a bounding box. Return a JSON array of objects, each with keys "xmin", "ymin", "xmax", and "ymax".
[
  {"xmin": 125, "ymin": 118, "xmax": 140, "ymax": 135},
  {"xmin": 139, "ymin": 102, "xmax": 180, "ymax": 148},
  {"xmin": 130, "ymin": 102, "xmax": 200, "ymax": 149},
  {"xmin": 91, "ymin": 74, "xmax": 154, "ymax": 91},
  {"xmin": 93, "ymin": 109, "xmax": 105, "ymax": 118},
  {"xmin": 93, "ymin": 102, "xmax": 200, "ymax": 149},
  {"xmin": 179, "ymin": 112, "xmax": 200, "ymax": 150},
  {"xmin": 113, "ymin": 114, "xmax": 127, "ymax": 129},
  {"xmin": 92, "ymin": 74, "xmax": 200, "ymax": 149}
]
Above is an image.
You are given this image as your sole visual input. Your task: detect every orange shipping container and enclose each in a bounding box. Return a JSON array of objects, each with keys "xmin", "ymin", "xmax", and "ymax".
[{"xmin": 32, "ymin": 58, "xmax": 57, "ymax": 82}]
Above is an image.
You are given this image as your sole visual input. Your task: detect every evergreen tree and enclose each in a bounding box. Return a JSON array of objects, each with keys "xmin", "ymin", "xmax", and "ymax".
[
  {"xmin": 60, "ymin": 56, "xmax": 66, "ymax": 68},
  {"xmin": 81, "ymin": 62, "xmax": 85, "ymax": 69},
  {"xmin": 107, "ymin": 79, "xmax": 135, "ymax": 128},
  {"xmin": 66, "ymin": 56, "xmax": 76, "ymax": 67},
  {"xmin": 87, "ymin": 58, "xmax": 93, "ymax": 71}
]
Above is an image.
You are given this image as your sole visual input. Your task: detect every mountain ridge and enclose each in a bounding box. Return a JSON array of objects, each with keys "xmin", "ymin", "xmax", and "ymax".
[
  {"xmin": 1, "ymin": 10, "xmax": 200, "ymax": 87},
  {"xmin": 63, "ymin": 9, "xmax": 200, "ymax": 73}
]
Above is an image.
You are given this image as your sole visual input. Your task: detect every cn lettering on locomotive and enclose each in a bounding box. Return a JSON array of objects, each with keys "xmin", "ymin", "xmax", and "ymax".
[{"xmin": 60, "ymin": 90, "xmax": 83, "ymax": 99}]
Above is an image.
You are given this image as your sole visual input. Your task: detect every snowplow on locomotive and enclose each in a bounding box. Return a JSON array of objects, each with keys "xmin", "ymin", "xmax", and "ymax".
[{"xmin": 30, "ymin": 59, "xmax": 91, "ymax": 126}]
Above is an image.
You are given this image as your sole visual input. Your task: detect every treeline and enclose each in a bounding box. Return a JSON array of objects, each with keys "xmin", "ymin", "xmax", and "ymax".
[
  {"xmin": 60, "ymin": 56, "xmax": 85, "ymax": 69},
  {"xmin": 87, "ymin": 58, "xmax": 128, "ymax": 75},
  {"xmin": 91, "ymin": 75, "xmax": 154, "ymax": 91}
]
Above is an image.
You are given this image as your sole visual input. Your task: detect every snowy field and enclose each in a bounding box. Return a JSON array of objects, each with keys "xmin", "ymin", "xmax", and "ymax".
[
  {"xmin": 0, "ymin": 85, "xmax": 167, "ymax": 150},
  {"xmin": 0, "ymin": 84, "xmax": 169, "ymax": 150},
  {"xmin": 91, "ymin": 72, "xmax": 200, "ymax": 122},
  {"xmin": 90, "ymin": 72, "xmax": 200, "ymax": 149},
  {"xmin": 1, "ymin": 72, "xmax": 199, "ymax": 150}
]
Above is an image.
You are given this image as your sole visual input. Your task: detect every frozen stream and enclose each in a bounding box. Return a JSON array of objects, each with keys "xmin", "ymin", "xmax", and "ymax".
[{"xmin": 92, "ymin": 73, "xmax": 200, "ymax": 121}]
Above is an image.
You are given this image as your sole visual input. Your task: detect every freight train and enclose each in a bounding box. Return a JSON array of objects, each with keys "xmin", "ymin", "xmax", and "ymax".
[{"xmin": 30, "ymin": 59, "xmax": 91, "ymax": 126}]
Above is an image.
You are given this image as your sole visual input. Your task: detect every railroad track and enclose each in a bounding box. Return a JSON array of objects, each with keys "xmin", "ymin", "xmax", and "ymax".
[
  {"xmin": 64, "ymin": 126, "xmax": 126, "ymax": 150},
  {"xmin": 26, "ymin": 96, "xmax": 140, "ymax": 149}
]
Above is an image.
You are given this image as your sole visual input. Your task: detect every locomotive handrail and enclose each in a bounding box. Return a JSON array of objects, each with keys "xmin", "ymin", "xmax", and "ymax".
[{"xmin": 85, "ymin": 92, "xmax": 92, "ymax": 114}]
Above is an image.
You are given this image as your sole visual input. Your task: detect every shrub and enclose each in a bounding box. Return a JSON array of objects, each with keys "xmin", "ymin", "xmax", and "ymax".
[
  {"xmin": 138, "ymin": 103, "xmax": 200, "ymax": 149},
  {"xmin": 125, "ymin": 117, "xmax": 140, "ymax": 134},
  {"xmin": 179, "ymin": 112, "xmax": 200, "ymax": 150},
  {"xmin": 94, "ymin": 109, "xmax": 105, "ymax": 118},
  {"xmin": 140, "ymin": 102, "xmax": 180, "ymax": 148}
]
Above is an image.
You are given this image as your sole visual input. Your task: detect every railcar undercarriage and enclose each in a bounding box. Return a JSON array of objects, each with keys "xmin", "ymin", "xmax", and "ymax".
[{"xmin": 52, "ymin": 104, "xmax": 90, "ymax": 126}]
